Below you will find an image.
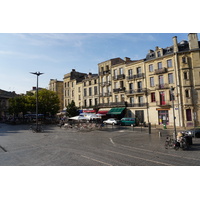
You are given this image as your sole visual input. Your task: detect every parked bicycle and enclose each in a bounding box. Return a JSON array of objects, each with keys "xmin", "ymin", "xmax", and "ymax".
[
  {"xmin": 165, "ymin": 132, "xmax": 191, "ymax": 150},
  {"xmin": 30, "ymin": 125, "xmax": 44, "ymax": 133}
]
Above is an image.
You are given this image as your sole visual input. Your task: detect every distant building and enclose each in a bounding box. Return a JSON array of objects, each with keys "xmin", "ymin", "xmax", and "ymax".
[
  {"xmin": 0, "ymin": 89, "xmax": 16, "ymax": 118},
  {"xmin": 49, "ymin": 79, "xmax": 64, "ymax": 111}
]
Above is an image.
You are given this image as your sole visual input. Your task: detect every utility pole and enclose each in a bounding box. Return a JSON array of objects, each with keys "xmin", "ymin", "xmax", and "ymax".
[
  {"xmin": 170, "ymin": 86, "xmax": 177, "ymax": 139},
  {"xmin": 30, "ymin": 72, "xmax": 44, "ymax": 132}
]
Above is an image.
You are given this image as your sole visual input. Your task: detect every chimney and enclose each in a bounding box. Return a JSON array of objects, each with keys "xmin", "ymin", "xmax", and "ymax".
[
  {"xmin": 124, "ymin": 57, "xmax": 131, "ymax": 62},
  {"xmin": 188, "ymin": 33, "xmax": 199, "ymax": 50},
  {"xmin": 173, "ymin": 36, "xmax": 178, "ymax": 53}
]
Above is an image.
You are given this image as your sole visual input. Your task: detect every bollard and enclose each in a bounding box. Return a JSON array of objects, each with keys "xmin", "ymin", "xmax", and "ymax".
[
  {"xmin": 149, "ymin": 123, "xmax": 151, "ymax": 134},
  {"xmin": 159, "ymin": 131, "xmax": 162, "ymax": 137}
]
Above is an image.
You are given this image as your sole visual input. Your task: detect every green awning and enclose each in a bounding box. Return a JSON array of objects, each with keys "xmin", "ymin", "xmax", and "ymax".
[{"xmin": 107, "ymin": 107, "xmax": 125, "ymax": 115}]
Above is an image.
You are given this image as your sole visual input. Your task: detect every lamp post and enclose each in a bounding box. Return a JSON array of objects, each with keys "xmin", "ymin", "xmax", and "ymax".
[
  {"xmin": 170, "ymin": 86, "xmax": 177, "ymax": 139},
  {"xmin": 30, "ymin": 72, "xmax": 44, "ymax": 132}
]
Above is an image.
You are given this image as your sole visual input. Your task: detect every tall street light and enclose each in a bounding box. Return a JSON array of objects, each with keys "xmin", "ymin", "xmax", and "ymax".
[
  {"xmin": 30, "ymin": 72, "xmax": 44, "ymax": 132},
  {"xmin": 170, "ymin": 86, "xmax": 177, "ymax": 139}
]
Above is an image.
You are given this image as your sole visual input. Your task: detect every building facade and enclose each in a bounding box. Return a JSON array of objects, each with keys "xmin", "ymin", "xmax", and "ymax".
[
  {"xmin": 49, "ymin": 33, "xmax": 200, "ymax": 128},
  {"xmin": 49, "ymin": 79, "xmax": 64, "ymax": 111}
]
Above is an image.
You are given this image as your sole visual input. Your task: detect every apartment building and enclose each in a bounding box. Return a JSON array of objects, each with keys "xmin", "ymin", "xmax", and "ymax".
[
  {"xmin": 82, "ymin": 73, "xmax": 99, "ymax": 113},
  {"xmin": 63, "ymin": 69, "xmax": 86, "ymax": 109},
  {"xmin": 49, "ymin": 79, "xmax": 63, "ymax": 111},
  {"xmin": 49, "ymin": 33, "xmax": 200, "ymax": 128}
]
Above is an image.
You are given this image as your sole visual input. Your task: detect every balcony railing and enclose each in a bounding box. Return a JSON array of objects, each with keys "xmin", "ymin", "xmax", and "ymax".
[
  {"xmin": 126, "ymin": 103, "xmax": 148, "ymax": 107},
  {"xmin": 101, "ymin": 81, "xmax": 111, "ymax": 86},
  {"xmin": 99, "ymin": 70, "xmax": 110, "ymax": 76},
  {"xmin": 154, "ymin": 67, "xmax": 168, "ymax": 75},
  {"xmin": 155, "ymin": 83, "xmax": 169, "ymax": 90},
  {"xmin": 98, "ymin": 102, "xmax": 126, "ymax": 108},
  {"xmin": 99, "ymin": 92, "xmax": 112, "ymax": 97},
  {"xmin": 126, "ymin": 73, "xmax": 145, "ymax": 80},
  {"xmin": 126, "ymin": 88, "xmax": 147, "ymax": 95},
  {"xmin": 113, "ymin": 87, "xmax": 126, "ymax": 93},
  {"xmin": 156, "ymin": 100, "xmax": 172, "ymax": 107},
  {"xmin": 112, "ymin": 74, "xmax": 125, "ymax": 80}
]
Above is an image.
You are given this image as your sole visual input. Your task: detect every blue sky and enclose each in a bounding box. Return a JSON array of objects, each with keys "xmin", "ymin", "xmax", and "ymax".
[{"xmin": 0, "ymin": 33, "xmax": 198, "ymax": 94}]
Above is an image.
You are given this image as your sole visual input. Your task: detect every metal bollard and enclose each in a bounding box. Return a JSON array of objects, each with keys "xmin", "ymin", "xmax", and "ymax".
[
  {"xmin": 159, "ymin": 131, "xmax": 162, "ymax": 137},
  {"xmin": 149, "ymin": 123, "xmax": 151, "ymax": 134}
]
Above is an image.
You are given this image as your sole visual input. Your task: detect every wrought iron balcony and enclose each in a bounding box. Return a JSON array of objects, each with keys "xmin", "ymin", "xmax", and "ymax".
[
  {"xmin": 126, "ymin": 88, "xmax": 147, "ymax": 95},
  {"xmin": 126, "ymin": 73, "xmax": 145, "ymax": 80},
  {"xmin": 154, "ymin": 67, "xmax": 168, "ymax": 75},
  {"xmin": 156, "ymin": 100, "xmax": 172, "ymax": 107},
  {"xmin": 112, "ymin": 74, "xmax": 125, "ymax": 80},
  {"xmin": 101, "ymin": 81, "xmax": 111, "ymax": 86},
  {"xmin": 113, "ymin": 87, "xmax": 126, "ymax": 93},
  {"xmin": 127, "ymin": 103, "xmax": 148, "ymax": 107},
  {"xmin": 99, "ymin": 70, "xmax": 110, "ymax": 76},
  {"xmin": 155, "ymin": 83, "xmax": 169, "ymax": 90}
]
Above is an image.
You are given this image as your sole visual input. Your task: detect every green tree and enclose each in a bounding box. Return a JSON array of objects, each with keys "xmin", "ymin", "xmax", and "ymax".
[
  {"xmin": 37, "ymin": 89, "xmax": 60, "ymax": 116},
  {"xmin": 8, "ymin": 89, "xmax": 60, "ymax": 117},
  {"xmin": 66, "ymin": 100, "xmax": 79, "ymax": 117}
]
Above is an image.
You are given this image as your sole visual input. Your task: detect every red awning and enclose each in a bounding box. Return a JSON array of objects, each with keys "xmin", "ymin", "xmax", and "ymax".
[
  {"xmin": 83, "ymin": 110, "xmax": 96, "ymax": 113},
  {"xmin": 97, "ymin": 110, "xmax": 109, "ymax": 115}
]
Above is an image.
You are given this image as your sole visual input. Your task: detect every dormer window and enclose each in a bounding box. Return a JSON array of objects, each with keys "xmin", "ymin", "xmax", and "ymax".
[{"xmin": 157, "ymin": 51, "xmax": 161, "ymax": 57}]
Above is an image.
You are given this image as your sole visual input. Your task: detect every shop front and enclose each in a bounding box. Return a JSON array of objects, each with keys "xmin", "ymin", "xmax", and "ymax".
[{"xmin": 157, "ymin": 109, "xmax": 169, "ymax": 125}]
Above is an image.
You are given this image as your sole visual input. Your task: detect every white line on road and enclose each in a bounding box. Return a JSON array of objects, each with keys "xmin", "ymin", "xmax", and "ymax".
[
  {"xmin": 109, "ymin": 138, "xmax": 115, "ymax": 145},
  {"xmin": 81, "ymin": 155, "xmax": 112, "ymax": 166},
  {"xmin": 105, "ymin": 149, "xmax": 172, "ymax": 166}
]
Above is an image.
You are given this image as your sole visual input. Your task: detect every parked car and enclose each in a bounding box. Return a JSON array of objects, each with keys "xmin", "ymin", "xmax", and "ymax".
[
  {"xmin": 103, "ymin": 118, "xmax": 120, "ymax": 125},
  {"xmin": 183, "ymin": 128, "xmax": 200, "ymax": 138},
  {"xmin": 120, "ymin": 118, "xmax": 136, "ymax": 126}
]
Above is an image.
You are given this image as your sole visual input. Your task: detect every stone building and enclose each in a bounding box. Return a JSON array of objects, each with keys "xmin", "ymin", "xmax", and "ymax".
[
  {"xmin": 0, "ymin": 89, "xmax": 16, "ymax": 119},
  {"xmin": 50, "ymin": 33, "xmax": 200, "ymax": 128},
  {"xmin": 49, "ymin": 79, "xmax": 64, "ymax": 111}
]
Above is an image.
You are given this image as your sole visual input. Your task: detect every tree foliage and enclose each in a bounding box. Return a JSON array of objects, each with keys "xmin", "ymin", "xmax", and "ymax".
[
  {"xmin": 65, "ymin": 100, "xmax": 79, "ymax": 117},
  {"xmin": 8, "ymin": 89, "xmax": 60, "ymax": 116}
]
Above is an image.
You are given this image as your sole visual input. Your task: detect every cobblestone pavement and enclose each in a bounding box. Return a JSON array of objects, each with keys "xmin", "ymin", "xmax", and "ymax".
[{"xmin": 1, "ymin": 123, "xmax": 200, "ymax": 166}]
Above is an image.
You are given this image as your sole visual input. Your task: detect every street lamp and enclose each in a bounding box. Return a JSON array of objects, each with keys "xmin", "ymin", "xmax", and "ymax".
[
  {"xmin": 170, "ymin": 86, "xmax": 177, "ymax": 139},
  {"xmin": 30, "ymin": 72, "xmax": 44, "ymax": 132}
]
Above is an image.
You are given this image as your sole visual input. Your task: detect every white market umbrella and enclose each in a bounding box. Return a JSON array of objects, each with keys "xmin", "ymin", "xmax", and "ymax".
[{"xmin": 69, "ymin": 116, "xmax": 87, "ymax": 120}]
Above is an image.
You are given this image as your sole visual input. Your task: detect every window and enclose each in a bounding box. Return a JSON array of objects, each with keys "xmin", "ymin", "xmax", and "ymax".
[
  {"xmin": 129, "ymin": 83, "xmax": 133, "ymax": 90},
  {"xmin": 78, "ymin": 87, "xmax": 81, "ymax": 92},
  {"xmin": 94, "ymin": 86, "xmax": 98, "ymax": 95},
  {"xmin": 119, "ymin": 68, "xmax": 124, "ymax": 75},
  {"xmin": 84, "ymin": 82, "xmax": 86, "ymax": 86},
  {"xmin": 157, "ymin": 51, "xmax": 161, "ymax": 57},
  {"xmin": 170, "ymin": 91, "xmax": 175, "ymax": 101},
  {"xmin": 120, "ymin": 81, "xmax": 124, "ymax": 88},
  {"xmin": 89, "ymin": 81, "xmax": 91, "ymax": 85},
  {"xmin": 138, "ymin": 96, "xmax": 143, "ymax": 103},
  {"xmin": 185, "ymin": 89, "xmax": 190, "ymax": 98},
  {"xmin": 95, "ymin": 98, "xmax": 98, "ymax": 106},
  {"xmin": 84, "ymin": 100, "xmax": 87, "ymax": 107},
  {"xmin": 72, "ymin": 90, "xmax": 74, "ymax": 97},
  {"xmin": 167, "ymin": 59, "xmax": 172, "ymax": 68},
  {"xmin": 186, "ymin": 109, "xmax": 192, "ymax": 121},
  {"xmin": 150, "ymin": 77, "xmax": 154, "ymax": 87},
  {"xmin": 121, "ymin": 94, "xmax": 125, "ymax": 102},
  {"xmin": 115, "ymin": 95, "xmax": 118, "ymax": 102},
  {"xmin": 158, "ymin": 62, "xmax": 162, "ymax": 69},
  {"xmin": 137, "ymin": 67, "xmax": 141, "ymax": 74},
  {"xmin": 89, "ymin": 99, "xmax": 92, "ymax": 107},
  {"xmin": 89, "ymin": 87, "xmax": 92, "ymax": 96},
  {"xmin": 137, "ymin": 81, "xmax": 142, "ymax": 89},
  {"xmin": 114, "ymin": 69, "xmax": 117, "ymax": 78},
  {"xmin": 101, "ymin": 67, "xmax": 104, "ymax": 72},
  {"xmin": 168, "ymin": 73, "xmax": 174, "ymax": 84},
  {"xmin": 183, "ymin": 72, "xmax": 188, "ymax": 79},
  {"xmin": 128, "ymin": 69, "xmax": 133, "ymax": 76},
  {"xmin": 182, "ymin": 56, "xmax": 187, "ymax": 63},
  {"xmin": 149, "ymin": 64, "xmax": 154, "ymax": 72},
  {"xmin": 67, "ymin": 82, "xmax": 70, "ymax": 87},
  {"xmin": 130, "ymin": 97, "xmax": 134, "ymax": 104},
  {"xmin": 94, "ymin": 79, "xmax": 97, "ymax": 84},
  {"xmin": 151, "ymin": 93, "xmax": 156, "ymax": 102},
  {"xmin": 84, "ymin": 88, "xmax": 87, "ymax": 96}
]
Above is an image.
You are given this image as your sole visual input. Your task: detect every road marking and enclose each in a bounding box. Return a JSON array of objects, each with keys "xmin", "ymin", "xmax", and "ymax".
[
  {"xmin": 109, "ymin": 138, "xmax": 115, "ymax": 145},
  {"xmin": 119, "ymin": 144, "xmax": 200, "ymax": 162},
  {"xmin": 105, "ymin": 149, "xmax": 172, "ymax": 166},
  {"xmin": 81, "ymin": 155, "xmax": 112, "ymax": 166}
]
